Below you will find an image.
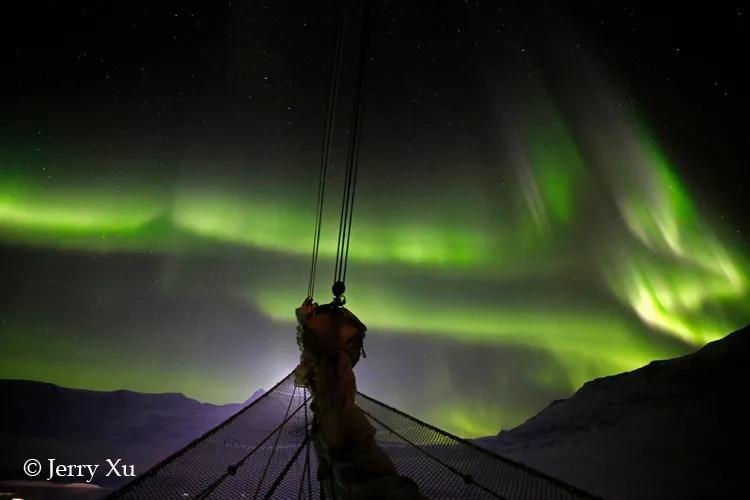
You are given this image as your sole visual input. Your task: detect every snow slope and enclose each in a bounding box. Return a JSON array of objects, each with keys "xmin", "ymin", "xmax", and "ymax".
[{"xmin": 478, "ymin": 324, "xmax": 749, "ymax": 500}]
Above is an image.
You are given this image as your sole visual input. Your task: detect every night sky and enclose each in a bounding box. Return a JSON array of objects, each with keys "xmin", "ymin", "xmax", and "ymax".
[{"xmin": 1, "ymin": 1, "xmax": 748, "ymax": 437}]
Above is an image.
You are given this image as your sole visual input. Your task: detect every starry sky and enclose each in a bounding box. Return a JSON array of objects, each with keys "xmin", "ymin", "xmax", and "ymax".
[{"xmin": 1, "ymin": 1, "xmax": 748, "ymax": 437}]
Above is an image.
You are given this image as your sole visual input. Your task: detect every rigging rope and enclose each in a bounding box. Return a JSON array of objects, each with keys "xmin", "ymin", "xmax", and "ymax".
[
  {"xmin": 251, "ymin": 386, "xmax": 298, "ymax": 500},
  {"xmin": 307, "ymin": 0, "xmax": 370, "ymax": 305},
  {"xmin": 308, "ymin": 0, "xmax": 347, "ymax": 299},
  {"xmin": 192, "ymin": 386, "xmax": 306, "ymax": 500},
  {"xmin": 332, "ymin": 4, "xmax": 369, "ymax": 302},
  {"xmin": 359, "ymin": 405, "xmax": 505, "ymax": 499},
  {"xmin": 261, "ymin": 434, "xmax": 310, "ymax": 500},
  {"xmin": 300, "ymin": 386, "xmax": 314, "ymax": 500},
  {"xmin": 297, "ymin": 389, "xmax": 313, "ymax": 500}
]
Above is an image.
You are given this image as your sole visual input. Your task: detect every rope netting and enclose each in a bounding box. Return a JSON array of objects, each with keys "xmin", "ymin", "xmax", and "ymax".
[{"xmin": 107, "ymin": 374, "xmax": 597, "ymax": 500}]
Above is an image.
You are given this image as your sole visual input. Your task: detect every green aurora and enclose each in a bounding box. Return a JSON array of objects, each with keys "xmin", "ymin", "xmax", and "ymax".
[{"xmin": 1, "ymin": 100, "xmax": 748, "ymax": 437}]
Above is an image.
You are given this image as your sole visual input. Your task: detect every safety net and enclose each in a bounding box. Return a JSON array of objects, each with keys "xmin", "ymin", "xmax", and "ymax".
[{"xmin": 107, "ymin": 373, "xmax": 597, "ymax": 500}]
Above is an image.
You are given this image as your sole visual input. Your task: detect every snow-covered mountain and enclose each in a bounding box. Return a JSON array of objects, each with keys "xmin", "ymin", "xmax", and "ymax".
[
  {"xmin": 0, "ymin": 380, "xmax": 262, "ymax": 498},
  {"xmin": 478, "ymin": 324, "xmax": 749, "ymax": 500}
]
